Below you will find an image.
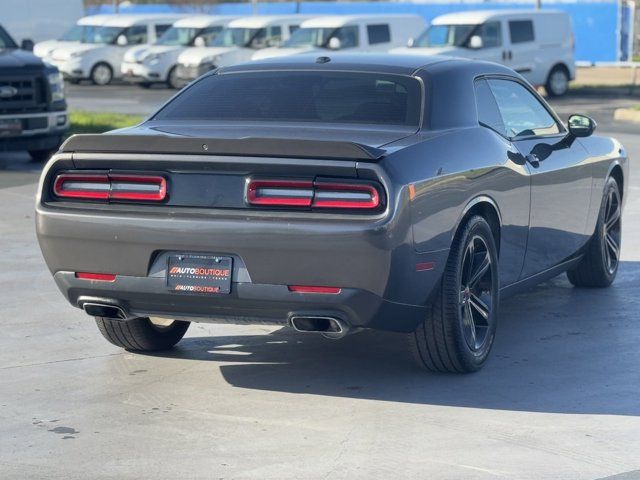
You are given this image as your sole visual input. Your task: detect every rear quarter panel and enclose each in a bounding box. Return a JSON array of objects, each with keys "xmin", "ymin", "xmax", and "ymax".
[{"xmin": 384, "ymin": 126, "xmax": 531, "ymax": 287}]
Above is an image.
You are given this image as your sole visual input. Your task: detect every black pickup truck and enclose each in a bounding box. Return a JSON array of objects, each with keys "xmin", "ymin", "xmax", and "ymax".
[{"xmin": 0, "ymin": 24, "xmax": 68, "ymax": 161}]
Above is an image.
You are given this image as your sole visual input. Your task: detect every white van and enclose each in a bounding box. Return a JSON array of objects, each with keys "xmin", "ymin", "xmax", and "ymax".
[
  {"xmin": 48, "ymin": 14, "xmax": 188, "ymax": 85},
  {"xmin": 176, "ymin": 15, "xmax": 313, "ymax": 83},
  {"xmin": 391, "ymin": 10, "xmax": 575, "ymax": 96},
  {"xmin": 34, "ymin": 15, "xmax": 112, "ymax": 62},
  {"xmin": 1, "ymin": 0, "xmax": 83, "ymax": 45},
  {"xmin": 121, "ymin": 16, "xmax": 237, "ymax": 89},
  {"xmin": 253, "ymin": 15, "xmax": 426, "ymax": 60}
]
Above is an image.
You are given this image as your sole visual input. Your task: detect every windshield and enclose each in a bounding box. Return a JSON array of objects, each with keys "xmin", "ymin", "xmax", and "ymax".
[
  {"xmin": 284, "ymin": 27, "xmax": 357, "ymax": 48},
  {"xmin": 412, "ymin": 24, "xmax": 475, "ymax": 48},
  {"xmin": 156, "ymin": 26, "xmax": 222, "ymax": 47},
  {"xmin": 60, "ymin": 24, "xmax": 101, "ymax": 42},
  {"xmin": 84, "ymin": 26, "xmax": 123, "ymax": 44},
  {"xmin": 0, "ymin": 26, "xmax": 17, "ymax": 49},
  {"xmin": 153, "ymin": 71, "xmax": 422, "ymax": 127},
  {"xmin": 210, "ymin": 28, "xmax": 263, "ymax": 48}
]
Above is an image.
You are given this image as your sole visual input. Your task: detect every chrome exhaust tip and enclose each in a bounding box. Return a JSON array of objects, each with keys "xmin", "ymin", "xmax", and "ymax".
[
  {"xmin": 289, "ymin": 316, "xmax": 349, "ymax": 339},
  {"xmin": 81, "ymin": 302, "xmax": 128, "ymax": 320}
]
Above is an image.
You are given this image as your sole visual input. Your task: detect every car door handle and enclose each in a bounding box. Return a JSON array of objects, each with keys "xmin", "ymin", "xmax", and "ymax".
[
  {"xmin": 502, "ymin": 50, "xmax": 507, "ymax": 61},
  {"xmin": 526, "ymin": 153, "xmax": 540, "ymax": 168}
]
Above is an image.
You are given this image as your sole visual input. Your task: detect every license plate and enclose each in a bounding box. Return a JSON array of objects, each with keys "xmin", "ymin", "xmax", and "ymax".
[
  {"xmin": 0, "ymin": 119, "xmax": 22, "ymax": 137},
  {"xmin": 167, "ymin": 254, "xmax": 232, "ymax": 295}
]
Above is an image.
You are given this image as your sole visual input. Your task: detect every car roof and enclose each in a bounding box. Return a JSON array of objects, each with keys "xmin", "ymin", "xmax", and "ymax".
[
  {"xmin": 300, "ymin": 14, "xmax": 421, "ymax": 28},
  {"xmin": 227, "ymin": 15, "xmax": 314, "ymax": 29},
  {"xmin": 433, "ymin": 9, "xmax": 567, "ymax": 25},
  {"xmin": 220, "ymin": 52, "xmax": 516, "ymax": 77},
  {"xmin": 172, "ymin": 15, "xmax": 238, "ymax": 29},
  {"xmin": 100, "ymin": 14, "xmax": 188, "ymax": 28}
]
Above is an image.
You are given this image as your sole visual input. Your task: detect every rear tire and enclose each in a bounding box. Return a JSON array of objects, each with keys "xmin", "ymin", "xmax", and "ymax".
[
  {"xmin": 409, "ymin": 215, "xmax": 499, "ymax": 373},
  {"xmin": 545, "ymin": 65, "xmax": 570, "ymax": 97},
  {"xmin": 567, "ymin": 177, "xmax": 621, "ymax": 287},
  {"xmin": 95, "ymin": 317, "xmax": 190, "ymax": 351}
]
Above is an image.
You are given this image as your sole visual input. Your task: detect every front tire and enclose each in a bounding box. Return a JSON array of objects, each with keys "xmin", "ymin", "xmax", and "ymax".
[
  {"xmin": 410, "ymin": 215, "xmax": 499, "ymax": 373},
  {"xmin": 166, "ymin": 66, "xmax": 182, "ymax": 89},
  {"xmin": 90, "ymin": 62, "xmax": 113, "ymax": 86},
  {"xmin": 567, "ymin": 177, "xmax": 621, "ymax": 287},
  {"xmin": 95, "ymin": 316, "xmax": 190, "ymax": 351}
]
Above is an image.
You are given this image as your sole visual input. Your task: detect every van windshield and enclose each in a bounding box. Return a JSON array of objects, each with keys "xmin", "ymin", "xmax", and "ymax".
[
  {"xmin": 210, "ymin": 28, "xmax": 263, "ymax": 48},
  {"xmin": 84, "ymin": 26, "xmax": 123, "ymax": 44},
  {"xmin": 412, "ymin": 24, "xmax": 475, "ymax": 48},
  {"xmin": 153, "ymin": 71, "xmax": 422, "ymax": 127},
  {"xmin": 284, "ymin": 27, "xmax": 357, "ymax": 49},
  {"xmin": 60, "ymin": 25, "xmax": 101, "ymax": 42}
]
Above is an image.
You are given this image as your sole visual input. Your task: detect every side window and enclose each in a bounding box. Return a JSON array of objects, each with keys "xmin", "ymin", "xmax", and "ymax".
[
  {"xmin": 367, "ymin": 24, "xmax": 391, "ymax": 45},
  {"xmin": 336, "ymin": 25, "xmax": 359, "ymax": 48},
  {"xmin": 289, "ymin": 24, "xmax": 300, "ymax": 35},
  {"xmin": 474, "ymin": 79, "xmax": 506, "ymax": 136},
  {"xmin": 479, "ymin": 21, "xmax": 502, "ymax": 48},
  {"xmin": 125, "ymin": 25, "xmax": 148, "ymax": 45},
  {"xmin": 487, "ymin": 79, "xmax": 560, "ymax": 137},
  {"xmin": 267, "ymin": 25, "xmax": 282, "ymax": 46},
  {"xmin": 509, "ymin": 20, "xmax": 534, "ymax": 44},
  {"xmin": 155, "ymin": 24, "xmax": 172, "ymax": 39}
]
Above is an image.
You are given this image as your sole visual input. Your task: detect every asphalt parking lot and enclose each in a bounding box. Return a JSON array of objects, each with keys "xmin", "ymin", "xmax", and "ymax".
[{"xmin": 1, "ymin": 87, "xmax": 640, "ymax": 479}]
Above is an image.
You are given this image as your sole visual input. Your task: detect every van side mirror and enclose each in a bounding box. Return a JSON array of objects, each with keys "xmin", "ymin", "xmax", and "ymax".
[
  {"xmin": 193, "ymin": 36, "xmax": 205, "ymax": 47},
  {"xmin": 468, "ymin": 35, "xmax": 483, "ymax": 49},
  {"xmin": 116, "ymin": 35, "xmax": 128, "ymax": 46},
  {"xmin": 568, "ymin": 114, "xmax": 596, "ymax": 138},
  {"xmin": 407, "ymin": 37, "xmax": 414, "ymax": 48},
  {"xmin": 327, "ymin": 37, "xmax": 341, "ymax": 50},
  {"xmin": 21, "ymin": 39, "xmax": 34, "ymax": 51}
]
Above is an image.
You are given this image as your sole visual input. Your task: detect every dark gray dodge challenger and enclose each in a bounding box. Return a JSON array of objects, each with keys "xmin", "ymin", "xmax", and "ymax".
[{"xmin": 36, "ymin": 55, "xmax": 628, "ymax": 372}]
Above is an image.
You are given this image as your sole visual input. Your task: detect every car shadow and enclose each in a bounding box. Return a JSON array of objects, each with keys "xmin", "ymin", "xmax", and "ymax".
[{"xmin": 155, "ymin": 261, "xmax": 640, "ymax": 416}]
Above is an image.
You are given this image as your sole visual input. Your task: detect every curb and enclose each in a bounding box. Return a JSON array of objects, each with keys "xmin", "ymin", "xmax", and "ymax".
[{"xmin": 613, "ymin": 108, "xmax": 640, "ymax": 123}]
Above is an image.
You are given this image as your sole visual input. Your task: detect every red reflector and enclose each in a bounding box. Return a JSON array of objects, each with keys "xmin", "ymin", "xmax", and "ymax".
[
  {"xmin": 416, "ymin": 262, "xmax": 435, "ymax": 272},
  {"xmin": 247, "ymin": 179, "xmax": 313, "ymax": 206},
  {"xmin": 75, "ymin": 272, "xmax": 116, "ymax": 282},
  {"xmin": 53, "ymin": 173, "xmax": 166, "ymax": 202},
  {"xmin": 288, "ymin": 285, "xmax": 341, "ymax": 294}
]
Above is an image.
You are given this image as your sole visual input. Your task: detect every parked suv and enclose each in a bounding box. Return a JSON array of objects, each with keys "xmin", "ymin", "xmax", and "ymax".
[
  {"xmin": 391, "ymin": 10, "xmax": 575, "ymax": 96},
  {"xmin": 0, "ymin": 25, "xmax": 68, "ymax": 161}
]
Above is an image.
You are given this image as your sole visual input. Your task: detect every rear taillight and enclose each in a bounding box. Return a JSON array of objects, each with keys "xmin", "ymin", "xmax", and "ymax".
[
  {"xmin": 54, "ymin": 173, "xmax": 166, "ymax": 202},
  {"xmin": 247, "ymin": 179, "xmax": 314, "ymax": 207},
  {"xmin": 247, "ymin": 179, "xmax": 382, "ymax": 211}
]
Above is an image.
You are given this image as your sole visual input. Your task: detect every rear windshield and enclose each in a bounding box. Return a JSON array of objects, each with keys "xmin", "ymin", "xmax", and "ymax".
[{"xmin": 152, "ymin": 71, "xmax": 422, "ymax": 127}]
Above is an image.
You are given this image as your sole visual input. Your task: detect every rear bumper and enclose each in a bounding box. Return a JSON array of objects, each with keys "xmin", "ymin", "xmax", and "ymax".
[{"xmin": 54, "ymin": 271, "xmax": 429, "ymax": 333}]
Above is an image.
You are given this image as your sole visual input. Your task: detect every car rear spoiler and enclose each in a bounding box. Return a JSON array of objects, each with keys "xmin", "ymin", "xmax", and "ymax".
[{"xmin": 60, "ymin": 134, "xmax": 386, "ymax": 161}]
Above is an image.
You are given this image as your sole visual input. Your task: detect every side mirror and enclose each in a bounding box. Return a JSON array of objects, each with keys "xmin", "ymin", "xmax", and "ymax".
[
  {"xmin": 407, "ymin": 37, "xmax": 414, "ymax": 48},
  {"xmin": 468, "ymin": 35, "xmax": 483, "ymax": 49},
  {"xmin": 21, "ymin": 39, "xmax": 34, "ymax": 51},
  {"xmin": 193, "ymin": 36, "xmax": 205, "ymax": 47},
  {"xmin": 568, "ymin": 114, "xmax": 596, "ymax": 138},
  {"xmin": 116, "ymin": 35, "xmax": 128, "ymax": 46},
  {"xmin": 327, "ymin": 37, "xmax": 341, "ymax": 50}
]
